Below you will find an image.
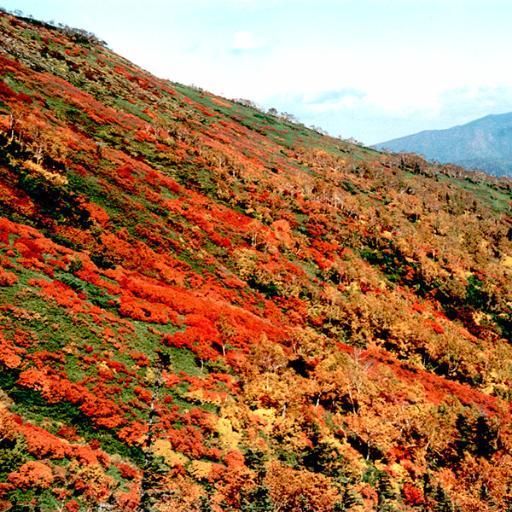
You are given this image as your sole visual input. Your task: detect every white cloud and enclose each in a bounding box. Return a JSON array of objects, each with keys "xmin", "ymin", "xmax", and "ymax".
[{"xmin": 232, "ymin": 31, "xmax": 262, "ymax": 50}]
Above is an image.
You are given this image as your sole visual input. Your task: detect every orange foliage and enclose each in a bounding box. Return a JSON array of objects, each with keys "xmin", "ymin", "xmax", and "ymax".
[
  {"xmin": 265, "ymin": 461, "xmax": 340, "ymax": 512},
  {"xmin": 8, "ymin": 461, "xmax": 54, "ymax": 489}
]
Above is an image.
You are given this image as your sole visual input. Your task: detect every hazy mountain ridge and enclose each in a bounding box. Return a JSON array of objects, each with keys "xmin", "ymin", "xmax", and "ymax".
[
  {"xmin": 375, "ymin": 112, "xmax": 512, "ymax": 176},
  {"xmin": 0, "ymin": 10, "xmax": 511, "ymax": 512}
]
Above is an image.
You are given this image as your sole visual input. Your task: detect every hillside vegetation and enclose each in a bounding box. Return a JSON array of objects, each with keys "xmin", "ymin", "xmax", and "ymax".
[{"xmin": 0, "ymin": 11, "xmax": 511, "ymax": 512}]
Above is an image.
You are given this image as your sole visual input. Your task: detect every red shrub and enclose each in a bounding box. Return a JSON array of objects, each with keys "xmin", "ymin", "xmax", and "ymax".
[
  {"xmin": 8, "ymin": 461, "xmax": 54, "ymax": 489},
  {"xmin": 402, "ymin": 483, "xmax": 425, "ymax": 506}
]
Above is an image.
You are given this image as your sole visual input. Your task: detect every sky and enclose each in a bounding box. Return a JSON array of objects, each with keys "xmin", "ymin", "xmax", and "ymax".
[{"xmin": 2, "ymin": 0, "xmax": 512, "ymax": 144}]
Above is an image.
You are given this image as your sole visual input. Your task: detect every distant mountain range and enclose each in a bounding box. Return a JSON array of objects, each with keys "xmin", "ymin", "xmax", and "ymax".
[{"xmin": 375, "ymin": 112, "xmax": 512, "ymax": 176}]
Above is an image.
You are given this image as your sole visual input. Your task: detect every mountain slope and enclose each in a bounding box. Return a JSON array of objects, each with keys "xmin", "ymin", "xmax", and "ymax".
[
  {"xmin": 375, "ymin": 112, "xmax": 512, "ymax": 176},
  {"xmin": 0, "ymin": 10, "xmax": 511, "ymax": 512}
]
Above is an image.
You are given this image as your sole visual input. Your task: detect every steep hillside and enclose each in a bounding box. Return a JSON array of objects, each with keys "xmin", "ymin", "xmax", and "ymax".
[
  {"xmin": 375, "ymin": 112, "xmax": 512, "ymax": 177},
  {"xmin": 0, "ymin": 11, "xmax": 512, "ymax": 512}
]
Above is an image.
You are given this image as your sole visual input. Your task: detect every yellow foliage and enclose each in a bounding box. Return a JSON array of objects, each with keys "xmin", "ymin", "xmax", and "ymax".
[
  {"xmin": 68, "ymin": 462, "xmax": 115, "ymax": 503},
  {"xmin": 22, "ymin": 160, "xmax": 68, "ymax": 186},
  {"xmin": 144, "ymin": 366, "xmax": 156, "ymax": 384},
  {"xmin": 188, "ymin": 460, "xmax": 213, "ymax": 480},
  {"xmin": 151, "ymin": 439, "xmax": 189, "ymax": 467},
  {"xmin": 251, "ymin": 407, "xmax": 276, "ymax": 428},
  {"xmin": 501, "ymin": 254, "xmax": 512, "ymax": 267},
  {"xmin": 216, "ymin": 416, "xmax": 241, "ymax": 450},
  {"xmin": 386, "ymin": 462, "xmax": 409, "ymax": 494},
  {"xmin": 336, "ymin": 441, "xmax": 366, "ymax": 479}
]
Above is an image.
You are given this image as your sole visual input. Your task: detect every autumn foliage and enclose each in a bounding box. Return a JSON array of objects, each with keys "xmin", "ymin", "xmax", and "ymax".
[{"xmin": 0, "ymin": 9, "xmax": 511, "ymax": 512}]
